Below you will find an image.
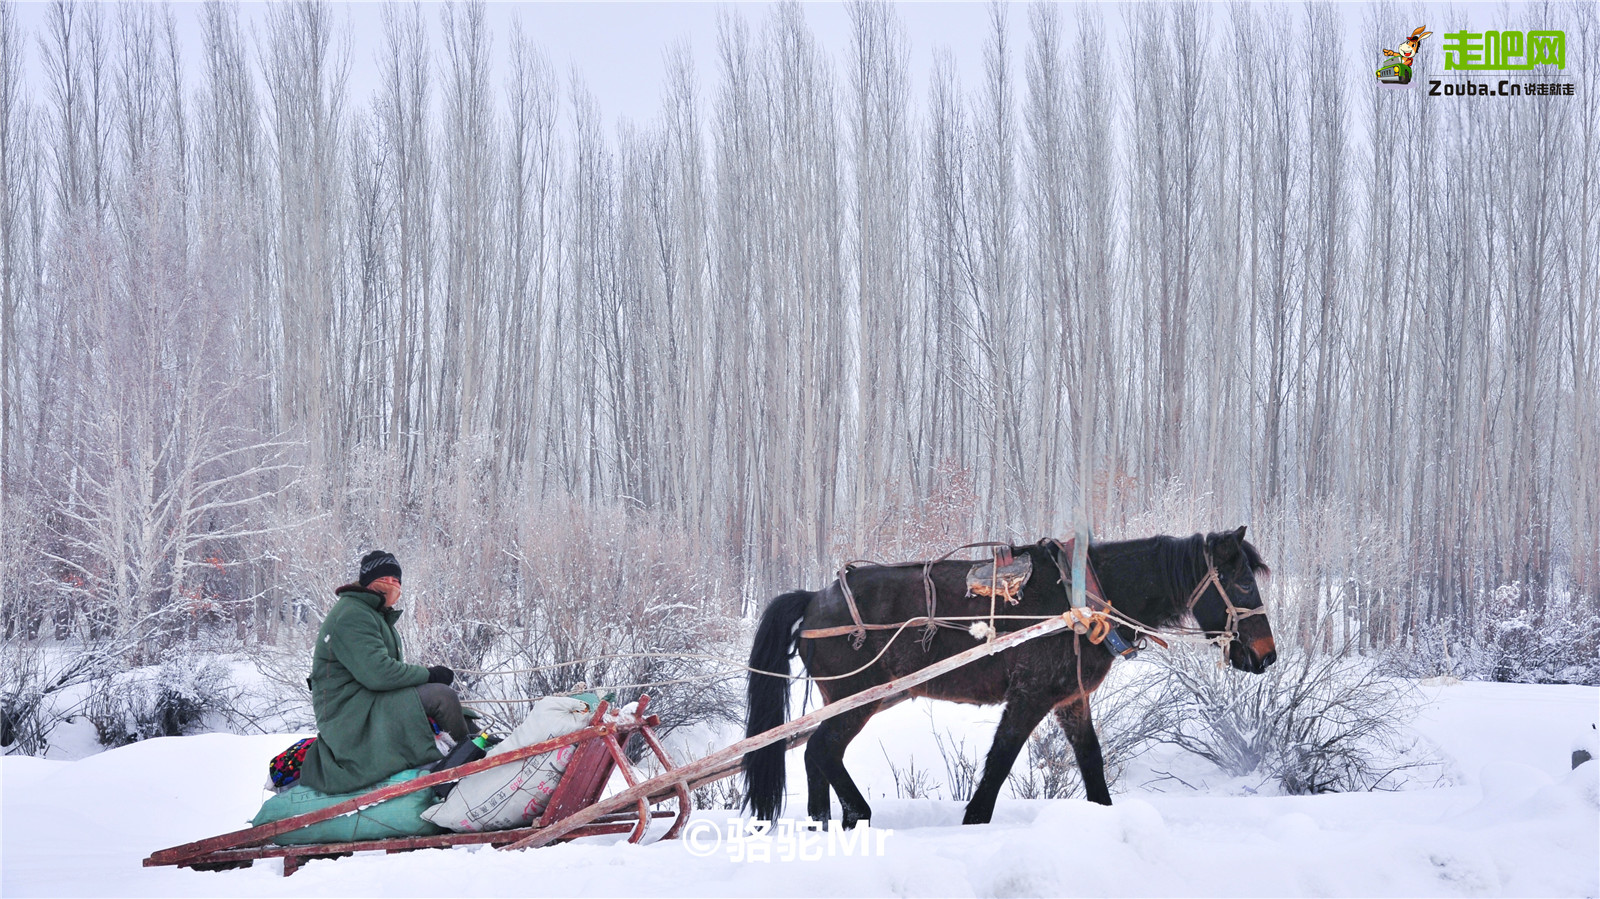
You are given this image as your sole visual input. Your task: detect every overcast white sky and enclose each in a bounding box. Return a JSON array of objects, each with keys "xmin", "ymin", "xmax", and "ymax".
[
  {"xmin": 14, "ymin": 1, "xmax": 1035, "ymax": 130},
  {"xmin": 10, "ymin": 2, "xmax": 1553, "ymax": 137}
]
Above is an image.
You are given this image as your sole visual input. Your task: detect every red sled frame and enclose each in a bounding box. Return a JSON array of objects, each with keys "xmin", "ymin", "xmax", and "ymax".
[{"xmin": 143, "ymin": 694, "xmax": 689, "ymax": 876}]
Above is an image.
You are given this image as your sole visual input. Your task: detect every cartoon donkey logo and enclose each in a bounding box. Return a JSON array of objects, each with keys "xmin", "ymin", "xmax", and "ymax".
[{"xmin": 1377, "ymin": 26, "xmax": 1433, "ymax": 85}]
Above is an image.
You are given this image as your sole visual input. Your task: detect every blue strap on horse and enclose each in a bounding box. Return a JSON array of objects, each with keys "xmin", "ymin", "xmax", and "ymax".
[
  {"xmin": 1042, "ymin": 537, "xmax": 1139, "ymax": 661},
  {"xmin": 1101, "ymin": 621, "xmax": 1139, "ymax": 659}
]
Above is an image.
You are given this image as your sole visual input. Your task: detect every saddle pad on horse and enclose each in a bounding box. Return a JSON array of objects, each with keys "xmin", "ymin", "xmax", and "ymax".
[{"xmin": 966, "ymin": 553, "xmax": 1032, "ymax": 604}]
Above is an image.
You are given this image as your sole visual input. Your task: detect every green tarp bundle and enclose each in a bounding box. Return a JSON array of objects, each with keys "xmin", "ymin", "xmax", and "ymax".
[{"xmin": 252, "ymin": 768, "xmax": 444, "ymax": 845}]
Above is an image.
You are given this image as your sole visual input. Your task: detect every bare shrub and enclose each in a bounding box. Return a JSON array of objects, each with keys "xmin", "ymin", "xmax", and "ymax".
[
  {"xmin": 881, "ymin": 745, "xmax": 941, "ymax": 800},
  {"xmin": 245, "ymin": 462, "xmax": 746, "ymax": 741},
  {"xmin": 434, "ymin": 494, "xmax": 743, "ymax": 739},
  {"xmin": 236, "ymin": 638, "xmax": 317, "ymax": 733},
  {"xmin": 1147, "ymin": 644, "xmax": 1433, "ymax": 794},
  {"xmin": 1008, "ymin": 725, "xmax": 1075, "ymax": 801},
  {"xmin": 930, "ymin": 715, "xmax": 981, "ymax": 801},
  {"xmin": 859, "ymin": 460, "xmax": 980, "ymax": 562},
  {"xmin": 693, "ymin": 770, "xmax": 746, "ymax": 810},
  {"xmin": 84, "ymin": 657, "xmax": 236, "ymax": 747},
  {"xmin": 0, "ymin": 644, "xmax": 105, "ymax": 755}
]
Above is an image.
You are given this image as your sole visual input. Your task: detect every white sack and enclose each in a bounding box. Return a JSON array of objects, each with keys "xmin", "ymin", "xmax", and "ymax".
[{"xmin": 420, "ymin": 696, "xmax": 594, "ymax": 833}]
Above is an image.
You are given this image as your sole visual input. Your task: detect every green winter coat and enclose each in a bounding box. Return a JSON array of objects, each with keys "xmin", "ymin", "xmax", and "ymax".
[{"xmin": 298, "ymin": 585, "xmax": 437, "ymax": 794}]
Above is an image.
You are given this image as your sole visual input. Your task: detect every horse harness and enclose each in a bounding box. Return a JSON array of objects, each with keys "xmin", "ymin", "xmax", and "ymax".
[
  {"xmin": 1184, "ymin": 544, "xmax": 1268, "ymax": 643},
  {"xmin": 797, "ymin": 538, "xmax": 1144, "ymax": 660},
  {"xmin": 797, "ymin": 538, "xmax": 1265, "ymax": 663},
  {"xmin": 798, "ymin": 541, "xmax": 1018, "ymax": 650}
]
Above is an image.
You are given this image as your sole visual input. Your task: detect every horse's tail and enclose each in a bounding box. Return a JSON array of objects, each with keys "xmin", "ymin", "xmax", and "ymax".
[{"xmin": 743, "ymin": 589, "xmax": 812, "ymax": 820}]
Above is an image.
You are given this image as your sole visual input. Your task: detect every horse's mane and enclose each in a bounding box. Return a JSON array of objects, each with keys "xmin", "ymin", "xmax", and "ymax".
[
  {"xmin": 1142, "ymin": 532, "xmax": 1271, "ymax": 626},
  {"xmin": 1150, "ymin": 534, "xmax": 1207, "ymax": 625},
  {"xmin": 1240, "ymin": 539, "xmax": 1271, "ymax": 577}
]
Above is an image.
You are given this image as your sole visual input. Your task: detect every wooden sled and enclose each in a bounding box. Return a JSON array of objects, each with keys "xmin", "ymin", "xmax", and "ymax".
[
  {"xmin": 147, "ymin": 613, "xmax": 1080, "ymax": 875},
  {"xmin": 143, "ymin": 695, "xmax": 689, "ymax": 876}
]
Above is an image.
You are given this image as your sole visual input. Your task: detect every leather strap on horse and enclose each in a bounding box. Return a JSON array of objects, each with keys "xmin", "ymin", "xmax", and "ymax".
[
  {"xmin": 1186, "ymin": 545, "xmax": 1267, "ymax": 641},
  {"xmin": 1062, "ymin": 607, "xmax": 1112, "ymax": 644},
  {"xmin": 829, "ymin": 542, "xmax": 1023, "ymax": 651}
]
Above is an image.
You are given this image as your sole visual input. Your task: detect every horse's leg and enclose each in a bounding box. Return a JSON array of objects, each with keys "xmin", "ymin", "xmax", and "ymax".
[
  {"xmin": 803, "ymin": 730, "xmax": 832, "ymax": 826},
  {"xmin": 962, "ymin": 694, "xmax": 1053, "ymax": 825},
  {"xmin": 804, "ymin": 700, "xmax": 880, "ymax": 829},
  {"xmin": 1054, "ymin": 696, "xmax": 1111, "ymax": 806}
]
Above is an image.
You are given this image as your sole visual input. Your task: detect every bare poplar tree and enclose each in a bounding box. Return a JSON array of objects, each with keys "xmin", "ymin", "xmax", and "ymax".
[
  {"xmin": 377, "ymin": 1, "xmax": 432, "ymax": 481},
  {"xmin": 261, "ymin": 0, "xmax": 347, "ymax": 474},
  {"xmin": 1, "ymin": 0, "xmax": 29, "ymax": 475},
  {"xmin": 971, "ymin": 2, "xmax": 1025, "ymax": 529},
  {"xmin": 495, "ymin": 25, "xmax": 559, "ymax": 486},
  {"xmin": 844, "ymin": 0, "xmax": 912, "ymax": 551},
  {"xmin": 438, "ymin": 0, "xmax": 497, "ymax": 459}
]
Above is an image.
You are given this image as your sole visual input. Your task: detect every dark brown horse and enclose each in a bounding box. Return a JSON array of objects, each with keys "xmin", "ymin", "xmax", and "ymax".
[{"xmin": 743, "ymin": 527, "xmax": 1275, "ymax": 827}]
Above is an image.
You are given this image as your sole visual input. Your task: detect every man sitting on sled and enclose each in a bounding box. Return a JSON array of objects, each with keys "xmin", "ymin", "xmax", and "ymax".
[{"xmin": 298, "ymin": 550, "xmax": 469, "ymax": 794}]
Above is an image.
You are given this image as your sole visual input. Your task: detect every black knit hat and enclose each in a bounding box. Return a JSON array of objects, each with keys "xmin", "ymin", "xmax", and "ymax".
[{"xmin": 359, "ymin": 550, "xmax": 402, "ymax": 587}]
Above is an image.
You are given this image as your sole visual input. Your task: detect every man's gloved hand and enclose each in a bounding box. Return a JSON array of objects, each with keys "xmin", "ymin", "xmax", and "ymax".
[{"xmin": 426, "ymin": 665, "xmax": 455, "ymax": 686}]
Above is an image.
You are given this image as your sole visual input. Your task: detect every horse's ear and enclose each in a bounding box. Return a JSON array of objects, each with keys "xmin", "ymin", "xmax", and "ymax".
[{"xmin": 1214, "ymin": 526, "xmax": 1247, "ymax": 563}]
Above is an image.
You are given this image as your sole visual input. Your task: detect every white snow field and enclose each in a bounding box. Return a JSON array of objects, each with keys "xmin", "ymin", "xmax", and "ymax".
[{"xmin": 2, "ymin": 680, "xmax": 1595, "ymax": 898}]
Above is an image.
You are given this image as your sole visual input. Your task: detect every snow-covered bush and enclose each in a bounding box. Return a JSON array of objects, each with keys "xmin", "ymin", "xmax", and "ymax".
[
  {"xmin": 1381, "ymin": 583, "xmax": 1600, "ymax": 687},
  {"xmin": 1481, "ymin": 584, "xmax": 1600, "ymax": 686},
  {"xmin": 398, "ymin": 492, "xmax": 743, "ymax": 740},
  {"xmin": 0, "ymin": 644, "xmax": 108, "ymax": 756},
  {"xmin": 84, "ymin": 658, "xmax": 235, "ymax": 747},
  {"xmin": 1146, "ymin": 645, "xmax": 1431, "ymax": 794},
  {"xmin": 1380, "ymin": 621, "xmax": 1495, "ymax": 682}
]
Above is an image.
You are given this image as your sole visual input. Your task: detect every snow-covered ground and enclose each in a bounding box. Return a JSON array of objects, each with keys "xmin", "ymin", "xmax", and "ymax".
[{"xmin": 2, "ymin": 680, "xmax": 1595, "ymax": 898}]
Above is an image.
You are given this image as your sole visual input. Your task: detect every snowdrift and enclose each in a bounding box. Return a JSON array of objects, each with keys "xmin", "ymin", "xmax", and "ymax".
[{"xmin": 1, "ymin": 680, "xmax": 1595, "ymax": 898}]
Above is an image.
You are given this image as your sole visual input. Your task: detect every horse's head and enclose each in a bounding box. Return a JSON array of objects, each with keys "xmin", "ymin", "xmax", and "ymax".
[{"xmin": 1189, "ymin": 526, "xmax": 1276, "ymax": 674}]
